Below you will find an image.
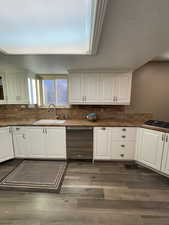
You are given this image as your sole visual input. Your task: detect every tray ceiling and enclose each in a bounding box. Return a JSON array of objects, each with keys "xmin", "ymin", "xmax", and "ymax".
[{"xmin": 0, "ymin": 0, "xmax": 107, "ymax": 55}]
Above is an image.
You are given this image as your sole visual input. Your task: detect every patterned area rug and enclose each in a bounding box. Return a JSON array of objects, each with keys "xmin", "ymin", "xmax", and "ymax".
[{"xmin": 0, "ymin": 160, "xmax": 67, "ymax": 193}]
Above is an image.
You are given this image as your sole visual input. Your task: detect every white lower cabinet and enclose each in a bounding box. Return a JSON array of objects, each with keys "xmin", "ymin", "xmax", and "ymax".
[
  {"xmin": 161, "ymin": 133, "xmax": 169, "ymax": 175},
  {"xmin": 27, "ymin": 127, "xmax": 45, "ymax": 158},
  {"xmin": 136, "ymin": 128, "xmax": 169, "ymax": 176},
  {"xmin": 12, "ymin": 126, "xmax": 66, "ymax": 159},
  {"xmin": 136, "ymin": 128, "xmax": 164, "ymax": 170},
  {"xmin": 12, "ymin": 127, "xmax": 29, "ymax": 158},
  {"xmin": 94, "ymin": 127, "xmax": 136, "ymax": 160},
  {"xmin": 0, "ymin": 127, "xmax": 14, "ymax": 163},
  {"xmin": 45, "ymin": 127, "xmax": 66, "ymax": 159},
  {"xmin": 94, "ymin": 127, "xmax": 112, "ymax": 160}
]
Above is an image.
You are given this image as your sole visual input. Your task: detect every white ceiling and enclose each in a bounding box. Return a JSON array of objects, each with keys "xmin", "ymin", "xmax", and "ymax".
[
  {"xmin": 1, "ymin": 0, "xmax": 169, "ymax": 73},
  {"xmin": 0, "ymin": 0, "xmax": 96, "ymax": 54}
]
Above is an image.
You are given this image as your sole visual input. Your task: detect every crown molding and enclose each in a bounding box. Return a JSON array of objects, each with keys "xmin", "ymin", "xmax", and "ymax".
[
  {"xmin": 88, "ymin": 0, "xmax": 108, "ymax": 55},
  {"xmin": 68, "ymin": 68, "xmax": 132, "ymax": 74}
]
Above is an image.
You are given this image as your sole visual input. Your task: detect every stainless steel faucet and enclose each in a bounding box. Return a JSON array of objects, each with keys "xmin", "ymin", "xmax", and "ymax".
[
  {"xmin": 48, "ymin": 104, "xmax": 67, "ymax": 120},
  {"xmin": 48, "ymin": 104, "xmax": 56, "ymax": 112},
  {"xmin": 48, "ymin": 104, "xmax": 59, "ymax": 119}
]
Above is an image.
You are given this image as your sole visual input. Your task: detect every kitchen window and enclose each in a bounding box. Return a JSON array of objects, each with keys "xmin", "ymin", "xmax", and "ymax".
[{"xmin": 37, "ymin": 75, "xmax": 69, "ymax": 107}]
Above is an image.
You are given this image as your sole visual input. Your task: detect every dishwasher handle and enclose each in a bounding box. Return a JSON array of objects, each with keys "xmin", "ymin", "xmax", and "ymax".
[{"xmin": 66, "ymin": 126, "xmax": 93, "ymax": 130}]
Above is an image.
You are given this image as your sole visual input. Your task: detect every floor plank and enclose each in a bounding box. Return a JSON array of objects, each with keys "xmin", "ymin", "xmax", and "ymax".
[{"xmin": 0, "ymin": 160, "xmax": 168, "ymax": 225}]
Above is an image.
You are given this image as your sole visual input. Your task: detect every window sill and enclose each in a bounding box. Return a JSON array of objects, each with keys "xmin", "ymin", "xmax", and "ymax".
[{"xmin": 38, "ymin": 105, "xmax": 71, "ymax": 109}]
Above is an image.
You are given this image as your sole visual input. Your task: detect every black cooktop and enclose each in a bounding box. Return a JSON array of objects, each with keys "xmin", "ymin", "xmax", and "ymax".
[{"xmin": 144, "ymin": 120, "xmax": 169, "ymax": 128}]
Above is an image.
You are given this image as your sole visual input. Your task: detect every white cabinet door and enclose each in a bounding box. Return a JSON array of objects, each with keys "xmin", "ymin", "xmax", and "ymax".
[
  {"xmin": 139, "ymin": 129, "xmax": 164, "ymax": 170},
  {"xmin": 69, "ymin": 74, "xmax": 83, "ymax": 104},
  {"xmin": 135, "ymin": 128, "xmax": 143, "ymax": 161},
  {"xmin": 27, "ymin": 127, "xmax": 45, "ymax": 158},
  {"xmin": 45, "ymin": 127, "xmax": 66, "ymax": 159},
  {"xmin": 6, "ymin": 73, "xmax": 29, "ymax": 104},
  {"xmin": 83, "ymin": 74, "xmax": 100, "ymax": 104},
  {"xmin": 6, "ymin": 74, "xmax": 18, "ymax": 104},
  {"xmin": 115, "ymin": 73, "xmax": 132, "ymax": 105},
  {"xmin": 0, "ymin": 74, "xmax": 7, "ymax": 104},
  {"xmin": 161, "ymin": 133, "xmax": 169, "ymax": 176},
  {"xmin": 12, "ymin": 127, "xmax": 29, "ymax": 158},
  {"xmin": 100, "ymin": 74, "xmax": 116, "ymax": 104},
  {"xmin": 13, "ymin": 133, "xmax": 28, "ymax": 158},
  {"xmin": 94, "ymin": 127, "xmax": 111, "ymax": 160},
  {"xmin": 0, "ymin": 127, "xmax": 14, "ymax": 163},
  {"xmin": 17, "ymin": 74, "xmax": 29, "ymax": 104}
]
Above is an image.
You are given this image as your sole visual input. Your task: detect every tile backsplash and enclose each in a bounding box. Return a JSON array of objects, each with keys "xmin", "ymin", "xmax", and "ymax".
[{"xmin": 0, "ymin": 104, "xmax": 153, "ymax": 122}]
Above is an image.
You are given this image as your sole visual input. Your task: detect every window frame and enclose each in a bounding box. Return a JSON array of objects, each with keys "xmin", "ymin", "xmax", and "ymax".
[{"xmin": 37, "ymin": 75, "xmax": 70, "ymax": 108}]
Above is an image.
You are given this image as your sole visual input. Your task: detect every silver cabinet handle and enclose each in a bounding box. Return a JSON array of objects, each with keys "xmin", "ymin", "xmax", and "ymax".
[
  {"xmin": 122, "ymin": 128, "xmax": 126, "ymax": 131},
  {"xmin": 42, "ymin": 128, "xmax": 44, "ymax": 133},
  {"xmin": 120, "ymin": 154, "xmax": 124, "ymax": 157},
  {"xmin": 22, "ymin": 134, "xmax": 26, "ymax": 139},
  {"xmin": 113, "ymin": 96, "xmax": 116, "ymax": 102},
  {"xmin": 101, "ymin": 127, "xmax": 106, "ymax": 130},
  {"xmin": 45, "ymin": 128, "xmax": 47, "ymax": 134},
  {"xmin": 162, "ymin": 134, "xmax": 165, "ymax": 141},
  {"xmin": 166, "ymin": 135, "xmax": 168, "ymax": 142},
  {"xmin": 122, "ymin": 135, "xmax": 126, "ymax": 138},
  {"xmin": 121, "ymin": 145, "xmax": 125, "ymax": 148}
]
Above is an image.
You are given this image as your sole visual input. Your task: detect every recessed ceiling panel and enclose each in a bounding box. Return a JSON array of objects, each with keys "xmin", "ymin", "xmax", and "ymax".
[{"xmin": 0, "ymin": 0, "xmax": 97, "ymax": 54}]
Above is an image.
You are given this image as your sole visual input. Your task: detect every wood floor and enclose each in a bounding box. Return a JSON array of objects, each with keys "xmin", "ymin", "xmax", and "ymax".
[{"xmin": 0, "ymin": 159, "xmax": 169, "ymax": 225}]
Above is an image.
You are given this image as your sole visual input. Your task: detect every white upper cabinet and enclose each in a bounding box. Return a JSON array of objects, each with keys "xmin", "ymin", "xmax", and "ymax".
[
  {"xmin": 83, "ymin": 73, "xmax": 100, "ymax": 104},
  {"xmin": 115, "ymin": 73, "xmax": 132, "ymax": 105},
  {"xmin": 69, "ymin": 74, "xmax": 83, "ymax": 104},
  {"xmin": 0, "ymin": 74, "xmax": 7, "ymax": 104},
  {"xmin": 6, "ymin": 72, "xmax": 29, "ymax": 104},
  {"xmin": 69, "ymin": 72, "xmax": 132, "ymax": 105},
  {"xmin": 99, "ymin": 74, "xmax": 116, "ymax": 103}
]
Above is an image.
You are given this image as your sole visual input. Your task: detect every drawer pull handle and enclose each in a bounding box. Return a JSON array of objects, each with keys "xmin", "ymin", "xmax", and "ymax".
[
  {"xmin": 120, "ymin": 154, "xmax": 124, "ymax": 157},
  {"xmin": 121, "ymin": 145, "xmax": 125, "ymax": 147},
  {"xmin": 101, "ymin": 127, "xmax": 106, "ymax": 130},
  {"xmin": 16, "ymin": 128, "xmax": 20, "ymax": 131},
  {"xmin": 122, "ymin": 128, "xmax": 126, "ymax": 131},
  {"xmin": 122, "ymin": 135, "xmax": 126, "ymax": 138}
]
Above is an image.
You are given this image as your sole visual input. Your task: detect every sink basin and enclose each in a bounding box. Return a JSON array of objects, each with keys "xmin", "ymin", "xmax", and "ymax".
[{"xmin": 33, "ymin": 119, "xmax": 65, "ymax": 125}]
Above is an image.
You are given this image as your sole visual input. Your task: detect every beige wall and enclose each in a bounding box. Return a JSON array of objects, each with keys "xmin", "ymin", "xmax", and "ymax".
[{"xmin": 127, "ymin": 62, "xmax": 169, "ymax": 121}]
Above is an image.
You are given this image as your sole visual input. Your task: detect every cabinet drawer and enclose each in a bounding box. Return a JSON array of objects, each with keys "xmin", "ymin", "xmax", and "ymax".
[
  {"xmin": 94, "ymin": 127, "xmax": 112, "ymax": 132},
  {"xmin": 111, "ymin": 127, "xmax": 136, "ymax": 141},
  {"xmin": 111, "ymin": 141, "xmax": 135, "ymax": 160}
]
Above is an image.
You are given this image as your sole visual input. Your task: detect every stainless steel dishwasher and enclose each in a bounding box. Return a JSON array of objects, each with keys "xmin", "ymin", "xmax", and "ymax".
[{"xmin": 66, "ymin": 127, "xmax": 93, "ymax": 161}]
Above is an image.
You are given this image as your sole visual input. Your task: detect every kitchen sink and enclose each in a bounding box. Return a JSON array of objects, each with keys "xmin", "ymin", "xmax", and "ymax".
[{"xmin": 33, "ymin": 119, "xmax": 65, "ymax": 125}]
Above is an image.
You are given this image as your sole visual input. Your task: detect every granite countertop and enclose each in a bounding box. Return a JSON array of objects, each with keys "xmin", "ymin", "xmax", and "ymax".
[
  {"xmin": 0, "ymin": 119, "xmax": 169, "ymax": 133},
  {"xmin": 0, "ymin": 119, "xmax": 141, "ymax": 127}
]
